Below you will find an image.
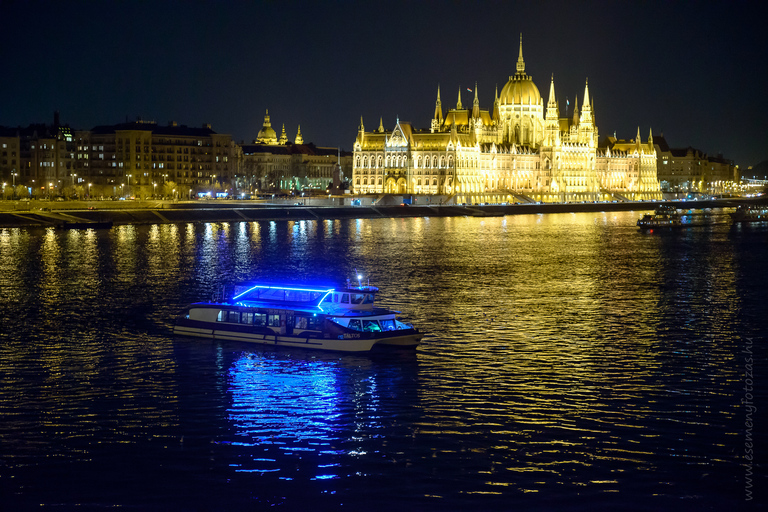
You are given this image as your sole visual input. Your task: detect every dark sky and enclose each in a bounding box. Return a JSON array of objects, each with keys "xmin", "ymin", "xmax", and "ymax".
[{"xmin": 3, "ymin": 0, "xmax": 766, "ymax": 168}]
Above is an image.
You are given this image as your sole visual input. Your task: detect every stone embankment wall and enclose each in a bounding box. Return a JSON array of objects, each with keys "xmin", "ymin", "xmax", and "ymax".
[{"xmin": 0, "ymin": 198, "xmax": 747, "ymax": 229}]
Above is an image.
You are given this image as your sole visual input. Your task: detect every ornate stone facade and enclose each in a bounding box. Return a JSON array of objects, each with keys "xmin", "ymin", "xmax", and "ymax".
[{"xmin": 353, "ymin": 36, "xmax": 662, "ymax": 203}]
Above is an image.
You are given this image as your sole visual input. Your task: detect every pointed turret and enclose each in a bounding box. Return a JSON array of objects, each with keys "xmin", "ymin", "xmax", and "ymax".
[
  {"xmin": 648, "ymin": 127, "xmax": 653, "ymax": 144},
  {"xmin": 572, "ymin": 95, "xmax": 579, "ymax": 126},
  {"xmin": 472, "ymin": 82, "xmax": 480, "ymax": 119},
  {"xmin": 456, "ymin": 89, "xmax": 463, "ymax": 110},
  {"xmin": 434, "ymin": 85, "xmax": 443, "ymax": 125},
  {"xmin": 493, "ymin": 84, "xmax": 500, "ymax": 122},
  {"xmin": 378, "ymin": 117, "xmax": 384, "ymax": 133},
  {"xmin": 545, "ymin": 74, "xmax": 560, "ymax": 146},
  {"xmin": 582, "ymin": 80, "xmax": 591, "ymax": 109},
  {"xmin": 278, "ymin": 123, "xmax": 288, "ymax": 145},
  {"xmin": 579, "ymin": 80, "xmax": 593, "ymax": 127},
  {"xmin": 294, "ymin": 125, "xmax": 303, "ymax": 144},
  {"xmin": 357, "ymin": 116, "xmax": 365, "ymax": 145}
]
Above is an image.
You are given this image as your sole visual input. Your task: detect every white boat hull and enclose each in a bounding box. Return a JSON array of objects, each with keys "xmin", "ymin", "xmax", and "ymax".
[{"xmin": 173, "ymin": 324, "xmax": 380, "ymax": 352}]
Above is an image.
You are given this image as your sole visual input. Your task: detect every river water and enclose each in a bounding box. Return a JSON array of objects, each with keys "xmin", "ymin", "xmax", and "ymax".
[{"xmin": 0, "ymin": 211, "xmax": 765, "ymax": 510}]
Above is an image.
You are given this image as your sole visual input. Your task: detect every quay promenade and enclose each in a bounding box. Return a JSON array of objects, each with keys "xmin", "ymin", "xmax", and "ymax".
[{"xmin": 0, "ymin": 197, "xmax": 754, "ymax": 229}]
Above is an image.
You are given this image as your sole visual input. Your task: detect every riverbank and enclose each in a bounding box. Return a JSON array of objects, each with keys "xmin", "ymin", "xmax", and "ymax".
[{"xmin": 0, "ymin": 197, "xmax": 752, "ymax": 228}]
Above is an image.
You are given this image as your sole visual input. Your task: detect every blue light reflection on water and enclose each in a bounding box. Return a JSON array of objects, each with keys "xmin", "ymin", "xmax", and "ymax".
[{"xmin": 223, "ymin": 349, "xmax": 416, "ymax": 485}]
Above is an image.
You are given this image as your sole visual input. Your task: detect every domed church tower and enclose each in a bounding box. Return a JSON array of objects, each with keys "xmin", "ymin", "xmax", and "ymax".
[
  {"xmin": 498, "ymin": 34, "xmax": 544, "ymax": 147},
  {"xmin": 256, "ymin": 110, "xmax": 278, "ymax": 145}
]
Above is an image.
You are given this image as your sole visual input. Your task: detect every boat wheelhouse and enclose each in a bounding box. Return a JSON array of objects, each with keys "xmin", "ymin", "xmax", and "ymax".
[{"xmin": 173, "ymin": 280, "xmax": 423, "ymax": 352}]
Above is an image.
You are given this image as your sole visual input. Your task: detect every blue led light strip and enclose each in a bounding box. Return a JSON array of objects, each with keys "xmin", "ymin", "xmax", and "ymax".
[{"xmin": 232, "ymin": 284, "xmax": 336, "ymax": 301}]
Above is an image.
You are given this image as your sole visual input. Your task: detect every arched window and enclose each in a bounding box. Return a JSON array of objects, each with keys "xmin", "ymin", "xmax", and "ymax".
[{"xmin": 432, "ymin": 156, "xmax": 438, "ymax": 168}]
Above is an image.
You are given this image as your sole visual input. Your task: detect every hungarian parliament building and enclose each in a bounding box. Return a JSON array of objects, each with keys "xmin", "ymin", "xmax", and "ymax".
[{"xmin": 352, "ymin": 37, "xmax": 663, "ymax": 203}]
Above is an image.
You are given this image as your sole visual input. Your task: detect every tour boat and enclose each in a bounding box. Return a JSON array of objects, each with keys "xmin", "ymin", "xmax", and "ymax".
[
  {"xmin": 173, "ymin": 278, "xmax": 423, "ymax": 352},
  {"xmin": 637, "ymin": 211, "xmax": 682, "ymax": 229},
  {"xmin": 731, "ymin": 205, "xmax": 768, "ymax": 223}
]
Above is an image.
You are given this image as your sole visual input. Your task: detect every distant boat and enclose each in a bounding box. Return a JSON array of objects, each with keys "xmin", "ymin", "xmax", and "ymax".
[
  {"xmin": 637, "ymin": 208, "xmax": 681, "ymax": 230},
  {"xmin": 731, "ymin": 205, "xmax": 768, "ymax": 223}
]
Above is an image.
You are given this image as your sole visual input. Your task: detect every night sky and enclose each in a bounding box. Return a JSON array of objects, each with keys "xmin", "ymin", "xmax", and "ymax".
[{"xmin": 3, "ymin": 1, "xmax": 766, "ymax": 170}]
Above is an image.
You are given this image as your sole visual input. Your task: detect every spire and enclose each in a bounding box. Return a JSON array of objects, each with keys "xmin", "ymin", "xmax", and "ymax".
[
  {"xmin": 648, "ymin": 127, "xmax": 653, "ymax": 144},
  {"xmin": 548, "ymin": 74, "xmax": 556, "ymax": 105},
  {"xmin": 434, "ymin": 84, "xmax": 443, "ymax": 124},
  {"xmin": 472, "ymin": 82, "xmax": 480, "ymax": 119},
  {"xmin": 279, "ymin": 123, "xmax": 288, "ymax": 144},
  {"xmin": 378, "ymin": 117, "xmax": 384, "ymax": 132},
  {"xmin": 516, "ymin": 33, "xmax": 525, "ymax": 74},
  {"xmin": 572, "ymin": 95, "xmax": 579, "ymax": 125},
  {"xmin": 636, "ymin": 126, "xmax": 642, "ymax": 144},
  {"xmin": 582, "ymin": 79, "xmax": 591, "ymax": 109},
  {"xmin": 546, "ymin": 74, "xmax": 559, "ymax": 121},
  {"xmin": 493, "ymin": 84, "xmax": 500, "ymax": 121},
  {"xmin": 359, "ymin": 116, "xmax": 364, "ymax": 132},
  {"xmin": 457, "ymin": 89, "xmax": 463, "ymax": 110},
  {"xmin": 294, "ymin": 125, "xmax": 303, "ymax": 144}
]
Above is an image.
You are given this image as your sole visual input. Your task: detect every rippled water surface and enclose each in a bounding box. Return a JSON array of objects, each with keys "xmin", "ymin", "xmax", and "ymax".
[{"xmin": 1, "ymin": 211, "xmax": 766, "ymax": 510}]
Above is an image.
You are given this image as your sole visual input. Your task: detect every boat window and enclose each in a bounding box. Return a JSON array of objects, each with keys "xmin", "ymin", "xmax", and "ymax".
[
  {"xmin": 351, "ymin": 293, "xmax": 365, "ymax": 304},
  {"xmin": 228, "ymin": 311, "xmax": 240, "ymax": 323},
  {"xmin": 295, "ymin": 316, "xmax": 308, "ymax": 329},
  {"xmin": 332, "ymin": 293, "xmax": 339, "ymax": 303},
  {"xmin": 363, "ymin": 294, "xmax": 374, "ymax": 304},
  {"xmin": 362, "ymin": 319, "xmax": 381, "ymax": 332},
  {"xmin": 347, "ymin": 319, "xmax": 362, "ymax": 331},
  {"xmin": 308, "ymin": 316, "xmax": 321, "ymax": 330},
  {"xmin": 241, "ymin": 312, "xmax": 253, "ymax": 324},
  {"xmin": 253, "ymin": 313, "xmax": 266, "ymax": 326},
  {"xmin": 267, "ymin": 314, "xmax": 281, "ymax": 327},
  {"xmin": 380, "ymin": 319, "xmax": 396, "ymax": 331},
  {"xmin": 217, "ymin": 310, "xmax": 226, "ymax": 322},
  {"xmin": 341, "ymin": 294, "xmax": 349, "ymax": 304}
]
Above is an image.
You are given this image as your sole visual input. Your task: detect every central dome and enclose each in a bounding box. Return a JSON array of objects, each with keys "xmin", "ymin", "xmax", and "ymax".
[
  {"xmin": 500, "ymin": 77, "xmax": 541, "ymax": 106},
  {"xmin": 500, "ymin": 34, "xmax": 541, "ymax": 106}
]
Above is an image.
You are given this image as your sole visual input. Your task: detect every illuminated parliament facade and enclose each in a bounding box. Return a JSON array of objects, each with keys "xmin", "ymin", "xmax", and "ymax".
[{"xmin": 352, "ymin": 37, "xmax": 662, "ymax": 203}]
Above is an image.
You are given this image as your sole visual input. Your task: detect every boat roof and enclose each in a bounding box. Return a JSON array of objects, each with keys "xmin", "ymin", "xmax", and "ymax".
[
  {"xmin": 190, "ymin": 300, "xmax": 395, "ymax": 317},
  {"xmin": 230, "ymin": 282, "xmax": 379, "ymax": 304}
]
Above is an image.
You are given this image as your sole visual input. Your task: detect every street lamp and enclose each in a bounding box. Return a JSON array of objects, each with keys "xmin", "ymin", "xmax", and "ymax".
[
  {"xmin": 88, "ymin": 183, "xmax": 91, "ymax": 198},
  {"xmin": 153, "ymin": 182, "xmax": 156, "ymax": 198}
]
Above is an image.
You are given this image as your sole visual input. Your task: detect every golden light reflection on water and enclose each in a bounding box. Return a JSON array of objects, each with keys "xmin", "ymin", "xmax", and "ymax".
[{"xmin": 0, "ymin": 210, "xmax": 759, "ymax": 508}]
